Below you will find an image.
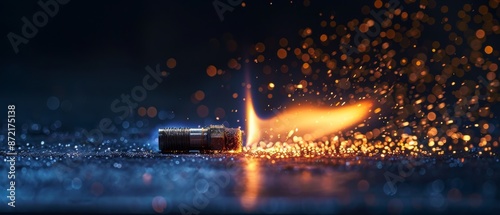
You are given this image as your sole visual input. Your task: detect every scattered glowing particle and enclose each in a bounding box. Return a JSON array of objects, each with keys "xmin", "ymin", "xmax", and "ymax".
[
  {"xmin": 147, "ymin": 107, "xmax": 157, "ymax": 118},
  {"xmin": 463, "ymin": 135, "xmax": 471, "ymax": 142},
  {"xmin": 277, "ymin": 48, "xmax": 287, "ymax": 59},
  {"xmin": 476, "ymin": 29, "xmax": 486, "ymax": 39},
  {"xmin": 138, "ymin": 107, "xmax": 146, "ymax": 117},
  {"xmin": 302, "ymin": 62, "xmax": 310, "ymax": 69},
  {"xmin": 194, "ymin": 90, "xmax": 205, "ymax": 101},
  {"xmin": 484, "ymin": 45, "xmax": 493, "ymax": 54},
  {"xmin": 166, "ymin": 58, "xmax": 176, "ymax": 69},
  {"xmin": 268, "ymin": 83, "xmax": 275, "ymax": 90},
  {"xmin": 279, "ymin": 38, "xmax": 288, "ymax": 47},
  {"xmin": 215, "ymin": 107, "xmax": 226, "ymax": 119},
  {"xmin": 197, "ymin": 105, "xmax": 209, "ymax": 118},
  {"xmin": 206, "ymin": 65, "xmax": 217, "ymax": 77},
  {"xmin": 320, "ymin": 34, "xmax": 328, "ymax": 42},
  {"xmin": 427, "ymin": 112, "xmax": 437, "ymax": 121},
  {"xmin": 255, "ymin": 42, "xmax": 266, "ymax": 53}
]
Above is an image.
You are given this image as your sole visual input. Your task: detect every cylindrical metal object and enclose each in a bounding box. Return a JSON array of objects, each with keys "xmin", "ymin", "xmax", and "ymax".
[{"xmin": 158, "ymin": 125, "xmax": 242, "ymax": 153}]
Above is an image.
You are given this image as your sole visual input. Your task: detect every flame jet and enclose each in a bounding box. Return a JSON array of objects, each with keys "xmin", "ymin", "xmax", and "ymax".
[{"xmin": 245, "ymin": 89, "xmax": 372, "ymax": 146}]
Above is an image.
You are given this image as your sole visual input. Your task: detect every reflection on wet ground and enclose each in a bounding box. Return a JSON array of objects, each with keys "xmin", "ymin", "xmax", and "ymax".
[{"xmin": 1, "ymin": 150, "xmax": 498, "ymax": 214}]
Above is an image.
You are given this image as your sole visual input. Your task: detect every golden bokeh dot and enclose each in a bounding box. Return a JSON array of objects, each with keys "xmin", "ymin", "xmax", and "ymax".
[
  {"xmin": 147, "ymin": 107, "xmax": 157, "ymax": 118},
  {"xmin": 428, "ymin": 127, "xmax": 438, "ymax": 137},
  {"xmin": 206, "ymin": 65, "xmax": 217, "ymax": 77},
  {"xmin": 443, "ymin": 23, "xmax": 452, "ymax": 31},
  {"xmin": 478, "ymin": 5, "xmax": 489, "ymax": 15},
  {"xmin": 409, "ymin": 73, "xmax": 418, "ymax": 82},
  {"xmin": 445, "ymin": 45, "xmax": 456, "ymax": 55},
  {"xmin": 268, "ymin": 82, "xmax": 275, "ymax": 90},
  {"xmin": 401, "ymin": 58, "xmax": 407, "ymax": 65},
  {"xmin": 320, "ymin": 34, "xmax": 328, "ymax": 42},
  {"xmin": 320, "ymin": 20, "xmax": 327, "ymax": 27},
  {"xmin": 214, "ymin": 107, "xmax": 226, "ymax": 119},
  {"xmin": 387, "ymin": 29, "xmax": 396, "ymax": 39},
  {"xmin": 470, "ymin": 39, "xmax": 482, "ymax": 51},
  {"xmin": 484, "ymin": 45, "xmax": 493, "ymax": 54},
  {"xmin": 138, "ymin": 107, "xmax": 146, "ymax": 117},
  {"xmin": 304, "ymin": 27, "xmax": 312, "ymax": 36},
  {"xmin": 427, "ymin": 94, "xmax": 437, "ymax": 103},
  {"xmin": 280, "ymin": 64, "xmax": 289, "ymax": 73},
  {"xmin": 401, "ymin": 12, "xmax": 408, "ymax": 19},
  {"xmin": 166, "ymin": 58, "xmax": 176, "ymax": 69},
  {"xmin": 302, "ymin": 62, "xmax": 310, "ymax": 69},
  {"xmin": 255, "ymin": 42, "xmax": 266, "ymax": 53},
  {"xmin": 228, "ymin": 58, "xmax": 238, "ymax": 69},
  {"xmin": 487, "ymin": 72, "xmax": 496, "ymax": 81},
  {"xmin": 415, "ymin": 60, "xmax": 422, "ymax": 66},
  {"xmin": 329, "ymin": 20, "xmax": 336, "ymax": 27},
  {"xmin": 374, "ymin": 0, "xmax": 383, "ymax": 9},
  {"xmin": 476, "ymin": 29, "xmax": 486, "ymax": 39},
  {"xmin": 257, "ymin": 55, "xmax": 265, "ymax": 63},
  {"xmin": 301, "ymin": 63, "xmax": 312, "ymax": 75},
  {"xmin": 489, "ymin": 63, "xmax": 498, "ymax": 71},
  {"xmin": 294, "ymin": 48, "xmax": 301, "ymax": 56},
  {"xmin": 427, "ymin": 112, "xmax": 437, "ymax": 121},
  {"xmin": 277, "ymin": 48, "xmax": 287, "ymax": 59},
  {"xmin": 279, "ymin": 38, "xmax": 288, "ymax": 47},
  {"xmin": 197, "ymin": 105, "xmax": 209, "ymax": 118},
  {"xmin": 458, "ymin": 10, "xmax": 466, "ymax": 19},
  {"xmin": 463, "ymin": 135, "xmax": 471, "ymax": 142},
  {"xmin": 194, "ymin": 90, "xmax": 205, "ymax": 101},
  {"xmin": 232, "ymin": 93, "xmax": 238, "ymax": 99},
  {"xmin": 441, "ymin": 5, "xmax": 448, "ymax": 13},
  {"xmin": 340, "ymin": 54, "xmax": 347, "ymax": 61},
  {"xmin": 301, "ymin": 53, "xmax": 310, "ymax": 62},
  {"xmin": 490, "ymin": 0, "xmax": 499, "ymax": 8},
  {"xmin": 463, "ymin": 4, "xmax": 472, "ymax": 12}
]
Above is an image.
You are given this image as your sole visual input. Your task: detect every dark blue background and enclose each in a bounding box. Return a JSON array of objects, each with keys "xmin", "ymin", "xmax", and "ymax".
[{"xmin": 0, "ymin": 0, "xmax": 370, "ymax": 130}]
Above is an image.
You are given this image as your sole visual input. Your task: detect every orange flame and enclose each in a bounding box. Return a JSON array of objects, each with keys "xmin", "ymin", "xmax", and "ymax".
[{"xmin": 245, "ymin": 89, "xmax": 372, "ymax": 147}]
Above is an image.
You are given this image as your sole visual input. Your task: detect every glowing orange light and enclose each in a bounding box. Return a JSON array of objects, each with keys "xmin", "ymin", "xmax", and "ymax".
[
  {"xmin": 245, "ymin": 89, "xmax": 372, "ymax": 147},
  {"xmin": 240, "ymin": 159, "xmax": 260, "ymax": 210}
]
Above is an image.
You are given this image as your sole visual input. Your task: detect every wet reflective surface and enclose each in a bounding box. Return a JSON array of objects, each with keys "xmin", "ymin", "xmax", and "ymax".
[
  {"xmin": 1, "ymin": 0, "xmax": 500, "ymax": 214},
  {"xmin": 1, "ymin": 145, "xmax": 499, "ymax": 214}
]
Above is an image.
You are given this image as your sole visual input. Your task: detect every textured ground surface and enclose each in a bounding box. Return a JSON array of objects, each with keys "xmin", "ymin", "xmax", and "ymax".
[{"xmin": 1, "ymin": 137, "xmax": 499, "ymax": 214}]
